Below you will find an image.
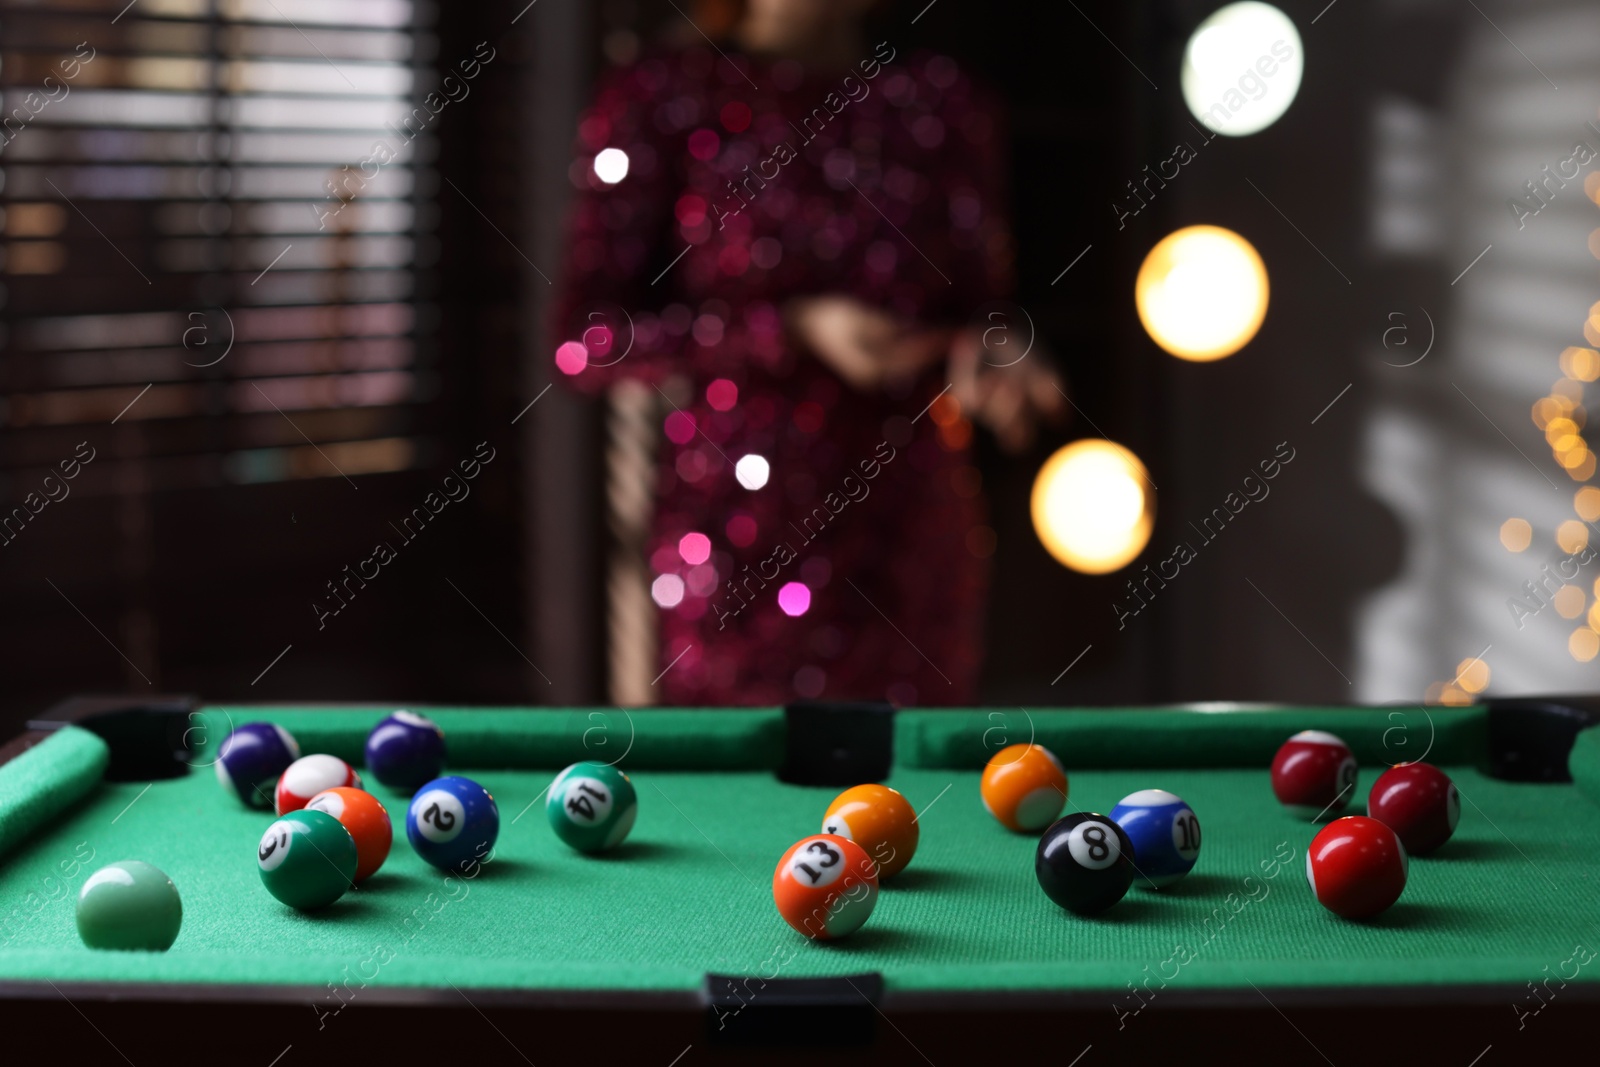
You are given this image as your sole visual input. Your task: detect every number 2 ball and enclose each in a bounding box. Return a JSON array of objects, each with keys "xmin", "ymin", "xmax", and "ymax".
[
  {"xmin": 365, "ymin": 710, "xmax": 447, "ymax": 791},
  {"xmin": 981, "ymin": 743, "xmax": 1068, "ymax": 832},
  {"xmin": 1367, "ymin": 761, "xmax": 1459, "ymax": 855},
  {"xmin": 1272, "ymin": 730, "xmax": 1357, "ymax": 819},
  {"xmin": 1036, "ymin": 812, "xmax": 1135, "ymax": 915},
  {"xmin": 822, "ymin": 783, "xmax": 918, "ymax": 879},
  {"xmin": 1306, "ymin": 815, "xmax": 1407, "ymax": 920},
  {"xmin": 1110, "ymin": 789, "xmax": 1201, "ymax": 889},
  {"xmin": 546, "ymin": 761, "xmax": 638, "ymax": 853},
  {"xmin": 407, "ymin": 775, "xmax": 499, "ymax": 872},
  {"xmin": 773, "ymin": 834, "xmax": 880, "ymax": 940}
]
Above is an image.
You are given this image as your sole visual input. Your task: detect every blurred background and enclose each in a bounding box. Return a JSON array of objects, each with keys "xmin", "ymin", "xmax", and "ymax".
[{"xmin": 1, "ymin": 0, "xmax": 1597, "ymax": 732}]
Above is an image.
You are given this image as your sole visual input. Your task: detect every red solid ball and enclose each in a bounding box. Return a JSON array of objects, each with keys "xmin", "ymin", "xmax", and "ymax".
[
  {"xmin": 1306, "ymin": 815, "xmax": 1407, "ymax": 920},
  {"xmin": 1271, "ymin": 730, "xmax": 1357, "ymax": 819},
  {"xmin": 1367, "ymin": 762, "xmax": 1458, "ymax": 855}
]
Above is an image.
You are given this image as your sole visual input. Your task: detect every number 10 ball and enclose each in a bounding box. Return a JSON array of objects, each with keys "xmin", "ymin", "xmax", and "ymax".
[
  {"xmin": 1110, "ymin": 789, "xmax": 1201, "ymax": 889},
  {"xmin": 546, "ymin": 761, "xmax": 638, "ymax": 853},
  {"xmin": 406, "ymin": 776, "xmax": 499, "ymax": 872}
]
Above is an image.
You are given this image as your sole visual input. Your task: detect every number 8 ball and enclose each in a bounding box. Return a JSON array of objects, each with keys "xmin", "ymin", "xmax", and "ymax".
[
  {"xmin": 1036, "ymin": 812, "xmax": 1136, "ymax": 915},
  {"xmin": 406, "ymin": 775, "xmax": 499, "ymax": 873}
]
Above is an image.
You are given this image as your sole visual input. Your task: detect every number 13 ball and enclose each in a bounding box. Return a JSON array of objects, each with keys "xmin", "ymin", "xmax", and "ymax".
[
  {"xmin": 407, "ymin": 776, "xmax": 499, "ymax": 873},
  {"xmin": 1111, "ymin": 789, "xmax": 1201, "ymax": 889},
  {"xmin": 773, "ymin": 834, "xmax": 880, "ymax": 940},
  {"xmin": 546, "ymin": 762, "xmax": 638, "ymax": 853},
  {"xmin": 1036, "ymin": 812, "xmax": 1135, "ymax": 915}
]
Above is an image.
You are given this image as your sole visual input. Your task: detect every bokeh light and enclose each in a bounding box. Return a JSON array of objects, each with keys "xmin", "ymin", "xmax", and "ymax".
[
  {"xmin": 555, "ymin": 340, "xmax": 588, "ymax": 376},
  {"xmin": 593, "ymin": 147, "xmax": 630, "ymax": 184},
  {"xmin": 777, "ymin": 582, "xmax": 811, "ymax": 617},
  {"xmin": 1561, "ymin": 346, "xmax": 1600, "ymax": 382},
  {"xmin": 1571, "ymin": 628, "xmax": 1599, "ymax": 662},
  {"xmin": 1557, "ymin": 520, "xmax": 1589, "ymax": 554},
  {"xmin": 1499, "ymin": 517, "xmax": 1532, "ymax": 552},
  {"xmin": 1181, "ymin": 2, "xmax": 1304, "ymax": 137},
  {"xmin": 1136, "ymin": 226, "xmax": 1269, "ymax": 361},
  {"xmin": 1455, "ymin": 657, "xmax": 1490, "ymax": 694},
  {"xmin": 650, "ymin": 574, "xmax": 684, "ymax": 609},
  {"xmin": 1577, "ymin": 487, "xmax": 1600, "ymax": 522},
  {"xmin": 735, "ymin": 454, "xmax": 770, "ymax": 490},
  {"xmin": 1554, "ymin": 584, "xmax": 1585, "ymax": 619},
  {"xmin": 1030, "ymin": 439, "xmax": 1155, "ymax": 574},
  {"xmin": 678, "ymin": 532, "xmax": 710, "ymax": 565}
]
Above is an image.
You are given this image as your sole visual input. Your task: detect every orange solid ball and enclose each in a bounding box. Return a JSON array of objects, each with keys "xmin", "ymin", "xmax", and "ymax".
[
  {"xmin": 772, "ymin": 834, "xmax": 880, "ymax": 940},
  {"xmin": 305, "ymin": 786, "xmax": 392, "ymax": 882},
  {"xmin": 981, "ymin": 744, "xmax": 1068, "ymax": 832},
  {"xmin": 822, "ymin": 784, "xmax": 919, "ymax": 879}
]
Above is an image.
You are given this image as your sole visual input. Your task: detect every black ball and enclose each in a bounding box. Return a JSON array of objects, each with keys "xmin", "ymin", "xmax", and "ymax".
[{"xmin": 1035, "ymin": 812, "xmax": 1136, "ymax": 915}]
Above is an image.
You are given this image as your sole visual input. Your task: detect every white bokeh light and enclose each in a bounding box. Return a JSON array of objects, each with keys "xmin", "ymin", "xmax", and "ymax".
[
  {"xmin": 650, "ymin": 573, "xmax": 685, "ymax": 609},
  {"xmin": 735, "ymin": 454, "xmax": 770, "ymax": 490},
  {"xmin": 594, "ymin": 147, "xmax": 630, "ymax": 184},
  {"xmin": 1136, "ymin": 226, "xmax": 1269, "ymax": 362},
  {"xmin": 1182, "ymin": 3, "xmax": 1303, "ymax": 137}
]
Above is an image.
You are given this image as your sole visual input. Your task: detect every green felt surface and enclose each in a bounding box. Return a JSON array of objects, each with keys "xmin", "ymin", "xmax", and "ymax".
[{"xmin": 1, "ymin": 706, "xmax": 1597, "ymax": 995}]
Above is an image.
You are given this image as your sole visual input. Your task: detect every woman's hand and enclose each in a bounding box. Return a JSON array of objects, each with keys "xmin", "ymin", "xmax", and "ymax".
[
  {"xmin": 787, "ymin": 295, "xmax": 951, "ymax": 391},
  {"xmin": 947, "ymin": 327, "xmax": 1068, "ymax": 454}
]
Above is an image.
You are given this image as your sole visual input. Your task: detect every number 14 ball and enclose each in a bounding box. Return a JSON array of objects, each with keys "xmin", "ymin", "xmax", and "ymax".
[{"xmin": 546, "ymin": 762, "xmax": 638, "ymax": 853}]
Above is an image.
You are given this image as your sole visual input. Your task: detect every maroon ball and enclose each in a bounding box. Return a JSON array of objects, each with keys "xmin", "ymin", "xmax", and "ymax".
[
  {"xmin": 1306, "ymin": 816, "xmax": 1408, "ymax": 920},
  {"xmin": 1367, "ymin": 762, "xmax": 1459, "ymax": 855},
  {"xmin": 1271, "ymin": 730, "xmax": 1357, "ymax": 819}
]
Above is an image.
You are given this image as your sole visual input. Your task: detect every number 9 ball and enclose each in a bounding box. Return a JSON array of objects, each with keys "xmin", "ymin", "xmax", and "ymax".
[
  {"xmin": 546, "ymin": 761, "xmax": 638, "ymax": 853},
  {"xmin": 773, "ymin": 834, "xmax": 880, "ymax": 940},
  {"xmin": 406, "ymin": 776, "xmax": 499, "ymax": 873}
]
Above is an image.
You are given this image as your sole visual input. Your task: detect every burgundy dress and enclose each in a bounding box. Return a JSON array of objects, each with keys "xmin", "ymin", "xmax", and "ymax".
[{"xmin": 551, "ymin": 43, "xmax": 1013, "ymax": 706}]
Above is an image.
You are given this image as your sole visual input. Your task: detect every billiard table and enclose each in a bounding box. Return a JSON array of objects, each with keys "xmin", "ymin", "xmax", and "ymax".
[{"xmin": 1, "ymin": 695, "xmax": 1598, "ymax": 1064}]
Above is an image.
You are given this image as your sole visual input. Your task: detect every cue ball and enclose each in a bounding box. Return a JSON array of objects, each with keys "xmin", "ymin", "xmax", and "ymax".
[
  {"xmin": 981, "ymin": 743, "xmax": 1068, "ymax": 832},
  {"xmin": 1110, "ymin": 789, "xmax": 1201, "ymax": 889},
  {"xmin": 216, "ymin": 722, "xmax": 300, "ymax": 810},
  {"xmin": 772, "ymin": 834, "xmax": 880, "ymax": 940},
  {"xmin": 306, "ymin": 786, "xmax": 393, "ymax": 882},
  {"xmin": 1306, "ymin": 815, "xmax": 1407, "ymax": 920},
  {"xmin": 821, "ymin": 783, "xmax": 919, "ymax": 879},
  {"xmin": 1271, "ymin": 730, "xmax": 1357, "ymax": 819},
  {"xmin": 275, "ymin": 754, "xmax": 362, "ymax": 816},
  {"xmin": 546, "ymin": 761, "xmax": 638, "ymax": 853},
  {"xmin": 1035, "ymin": 812, "xmax": 1136, "ymax": 915},
  {"xmin": 407, "ymin": 775, "xmax": 500, "ymax": 873},
  {"xmin": 365, "ymin": 710, "xmax": 447, "ymax": 791},
  {"xmin": 1367, "ymin": 762, "xmax": 1459, "ymax": 855}
]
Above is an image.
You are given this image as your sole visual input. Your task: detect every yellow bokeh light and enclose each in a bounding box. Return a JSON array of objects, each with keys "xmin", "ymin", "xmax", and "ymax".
[
  {"xmin": 1570, "ymin": 453, "xmax": 1598, "ymax": 481},
  {"xmin": 1423, "ymin": 681, "xmax": 1446, "ymax": 705},
  {"xmin": 1439, "ymin": 684, "xmax": 1471, "ymax": 706},
  {"xmin": 1554, "ymin": 584, "xmax": 1586, "ymax": 619},
  {"xmin": 1500, "ymin": 517, "xmax": 1532, "ymax": 552},
  {"xmin": 1533, "ymin": 397, "xmax": 1565, "ymax": 429},
  {"xmin": 1554, "ymin": 379, "xmax": 1584, "ymax": 402},
  {"xmin": 1135, "ymin": 226, "xmax": 1268, "ymax": 362},
  {"xmin": 1571, "ymin": 628, "xmax": 1599, "ymax": 662},
  {"xmin": 1588, "ymin": 600, "xmax": 1600, "ymax": 631},
  {"xmin": 1455, "ymin": 657, "xmax": 1490, "ymax": 694},
  {"xmin": 1545, "ymin": 417, "xmax": 1578, "ymax": 443},
  {"xmin": 1030, "ymin": 439, "xmax": 1155, "ymax": 574},
  {"xmin": 1557, "ymin": 520, "xmax": 1590, "ymax": 554},
  {"xmin": 1562, "ymin": 347, "xmax": 1600, "ymax": 382}
]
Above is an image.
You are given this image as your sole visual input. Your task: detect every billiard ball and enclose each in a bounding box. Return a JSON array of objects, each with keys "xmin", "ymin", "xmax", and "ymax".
[
  {"xmin": 306, "ymin": 786, "xmax": 393, "ymax": 882},
  {"xmin": 981, "ymin": 743, "xmax": 1068, "ymax": 832},
  {"xmin": 1306, "ymin": 815, "xmax": 1407, "ymax": 920},
  {"xmin": 1271, "ymin": 730, "xmax": 1357, "ymax": 819},
  {"xmin": 76, "ymin": 861, "xmax": 182, "ymax": 951},
  {"xmin": 1110, "ymin": 789, "xmax": 1201, "ymax": 889},
  {"xmin": 257, "ymin": 809, "xmax": 358, "ymax": 912},
  {"xmin": 216, "ymin": 722, "xmax": 300, "ymax": 810},
  {"xmin": 275, "ymin": 754, "xmax": 362, "ymax": 815},
  {"xmin": 821, "ymin": 783, "xmax": 919, "ymax": 879},
  {"xmin": 1035, "ymin": 812, "xmax": 1136, "ymax": 915},
  {"xmin": 365, "ymin": 710, "xmax": 447, "ymax": 791},
  {"xmin": 546, "ymin": 761, "xmax": 638, "ymax": 853},
  {"xmin": 772, "ymin": 834, "xmax": 879, "ymax": 940},
  {"xmin": 407, "ymin": 775, "xmax": 499, "ymax": 873},
  {"xmin": 1367, "ymin": 762, "xmax": 1459, "ymax": 855}
]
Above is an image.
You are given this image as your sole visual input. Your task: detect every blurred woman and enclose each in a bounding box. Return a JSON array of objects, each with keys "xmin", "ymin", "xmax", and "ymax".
[{"xmin": 552, "ymin": 0, "xmax": 1061, "ymax": 705}]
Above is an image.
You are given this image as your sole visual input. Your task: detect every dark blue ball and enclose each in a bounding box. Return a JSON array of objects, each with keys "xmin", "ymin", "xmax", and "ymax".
[
  {"xmin": 365, "ymin": 711, "xmax": 447, "ymax": 790},
  {"xmin": 406, "ymin": 776, "xmax": 498, "ymax": 873},
  {"xmin": 215, "ymin": 722, "xmax": 300, "ymax": 809},
  {"xmin": 1110, "ymin": 789, "xmax": 1201, "ymax": 889}
]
